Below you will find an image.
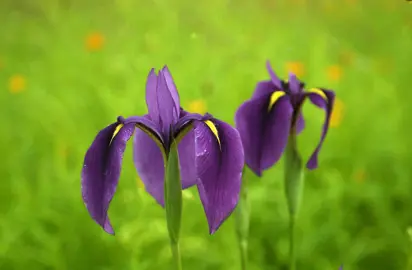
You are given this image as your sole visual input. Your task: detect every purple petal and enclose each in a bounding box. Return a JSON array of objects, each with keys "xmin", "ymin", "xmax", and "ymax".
[
  {"xmin": 296, "ymin": 113, "xmax": 305, "ymax": 134},
  {"xmin": 235, "ymin": 94, "xmax": 293, "ymax": 176},
  {"xmin": 194, "ymin": 119, "xmax": 244, "ymax": 234},
  {"xmin": 251, "ymin": 80, "xmax": 275, "ymax": 100},
  {"xmin": 178, "ymin": 128, "xmax": 198, "ymax": 188},
  {"xmin": 133, "ymin": 113, "xmax": 198, "ymax": 206},
  {"xmin": 175, "ymin": 110, "xmax": 204, "ymax": 189},
  {"xmin": 261, "ymin": 96, "xmax": 293, "ymax": 170},
  {"xmin": 266, "ymin": 60, "xmax": 283, "ymax": 89},
  {"xmin": 81, "ymin": 122, "xmax": 136, "ymax": 234},
  {"xmin": 145, "ymin": 69, "xmax": 160, "ymax": 124},
  {"xmin": 305, "ymin": 88, "xmax": 335, "ymax": 170},
  {"xmin": 288, "ymin": 73, "xmax": 302, "ymax": 94},
  {"xmin": 162, "ymin": 66, "xmax": 180, "ymax": 112},
  {"xmin": 133, "ymin": 122, "xmax": 165, "ymax": 206},
  {"xmin": 157, "ymin": 70, "xmax": 179, "ymax": 132}
]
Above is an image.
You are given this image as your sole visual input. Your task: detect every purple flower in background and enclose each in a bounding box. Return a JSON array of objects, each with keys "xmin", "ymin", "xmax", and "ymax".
[
  {"xmin": 235, "ymin": 61, "xmax": 335, "ymax": 176},
  {"xmin": 81, "ymin": 66, "xmax": 244, "ymax": 234}
]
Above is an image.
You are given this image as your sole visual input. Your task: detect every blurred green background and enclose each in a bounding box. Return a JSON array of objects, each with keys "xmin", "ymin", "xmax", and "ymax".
[{"xmin": 1, "ymin": 0, "xmax": 412, "ymax": 269}]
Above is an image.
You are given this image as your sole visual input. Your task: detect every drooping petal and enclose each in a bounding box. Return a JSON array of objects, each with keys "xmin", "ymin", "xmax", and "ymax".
[
  {"xmin": 133, "ymin": 122, "xmax": 166, "ymax": 206},
  {"xmin": 305, "ymin": 88, "xmax": 335, "ymax": 170},
  {"xmin": 81, "ymin": 122, "xmax": 136, "ymax": 234},
  {"xmin": 175, "ymin": 110, "xmax": 203, "ymax": 189},
  {"xmin": 235, "ymin": 93, "xmax": 293, "ymax": 176},
  {"xmin": 156, "ymin": 70, "xmax": 179, "ymax": 133},
  {"xmin": 133, "ymin": 112, "xmax": 199, "ymax": 206},
  {"xmin": 261, "ymin": 94, "xmax": 294, "ymax": 171},
  {"xmin": 178, "ymin": 129, "xmax": 197, "ymax": 188},
  {"xmin": 145, "ymin": 69, "xmax": 160, "ymax": 124},
  {"xmin": 266, "ymin": 60, "xmax": 283, "ymax": 89},
  {"xmin": 162, "ymin": 66, "xmax": 180, "ymax": 111},
  {"xmin": 194, "ymin": 119, "xmax": 244, "ymax": 234}
]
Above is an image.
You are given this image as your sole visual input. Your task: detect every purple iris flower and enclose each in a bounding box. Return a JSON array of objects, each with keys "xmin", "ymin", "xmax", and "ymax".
[
  {"xmin": 235, "ymin": 61, "xmax": 335, "ymax": 176},
  {"xmin": 81, "ymin": 66, "xmax": 244, "ymax": 234}
]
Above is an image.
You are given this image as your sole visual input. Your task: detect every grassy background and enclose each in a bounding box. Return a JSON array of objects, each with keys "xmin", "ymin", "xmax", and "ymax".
[{"xmin": 1, "ymin": 0, "xmax": 412, "ymax": 269}]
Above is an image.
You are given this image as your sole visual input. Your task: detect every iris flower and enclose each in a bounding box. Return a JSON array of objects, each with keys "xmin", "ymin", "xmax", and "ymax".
[
  {"xmin": 81, "ymin": 66, "xmax": 244, "ymax": 234},
  {"xmin": 235, "ymin": 61, "xmax": 335, "ymax": 176}
]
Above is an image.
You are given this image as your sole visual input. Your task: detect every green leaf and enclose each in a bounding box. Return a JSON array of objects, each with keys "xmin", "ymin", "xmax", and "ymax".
[
  {"xmin": 284, "ymin": 134, "xmax": 304, "ymax": 218},
  {"xmin": 164, "ymin": 139, "xmax": 183, "ymax": 244}
]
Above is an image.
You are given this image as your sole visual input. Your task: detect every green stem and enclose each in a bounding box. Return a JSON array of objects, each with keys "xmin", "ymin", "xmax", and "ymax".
[
  {"xmin": 235, "ymin": 168, "xmax": 250, "ymax": 270},
  {"xmin": 288, "ymin": 215, "xmax": 296, "ymax": 270},
  {"xmin": 284, "ymin": 134, "xmax": 303, "ymax": 270},
  {"xmin": 239, "ymin": 239, "xmax": 248, "ymax": 270},
  {"xmin": 170, "ymin": 240, "xmax": 182, "ymax": 270}
]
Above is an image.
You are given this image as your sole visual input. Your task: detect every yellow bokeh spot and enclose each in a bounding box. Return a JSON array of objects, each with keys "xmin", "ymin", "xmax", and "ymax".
[
  {"xmin": 9, "ymin": 75, "xmax": 26, "ymax": 94},
  {"xmin": 188, "ymin": 99, "xmax": 207, "ymax": 114},
  {"xmin": 327, "ymin": 65, "xmax": 343, "ymax": 82},
  {"xmin": 268, "ymin": 91, "xmax": 286, "ymax": 112},
  {"xmin": 285, "ymin": 62, "xmax": 304, "ymax": 78},
  {"xmin": 86, "ymin": 32, "xmax": 104, "ymax": 51},
  {"xmin": 330, "ymin": 98, "xmax": 344, "ymax": 128},
  {"xmin": 204, "ymin": 120, "xmax": 221, "ymax": 148}
]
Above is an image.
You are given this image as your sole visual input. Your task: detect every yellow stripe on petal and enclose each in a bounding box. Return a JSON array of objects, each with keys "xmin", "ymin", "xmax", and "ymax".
[
  {"xmin": 308, "ymin": 88, "xmax": 328, "ymax": 101},
  {"xmin": 204, "ymin": 120, "xmax": 221, "ymax": 148},
  {"xmin": 109, "ymin": 124, "xmax": 124, "ymax": 145},
  {"xmin": 268, "ymin": 91, "xmax": 286, "ymax": 112}
]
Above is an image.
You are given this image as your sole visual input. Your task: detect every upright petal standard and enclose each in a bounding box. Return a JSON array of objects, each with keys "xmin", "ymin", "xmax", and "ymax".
[
  {"xmin": 81, "ymin": 66, "xmax": 244, "ymax": 234},
  {"xmin": 235, "ymin": 61, "xmax": 335, "ymax": 176}
]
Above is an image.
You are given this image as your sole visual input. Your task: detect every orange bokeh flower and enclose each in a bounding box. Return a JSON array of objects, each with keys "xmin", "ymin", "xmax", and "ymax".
[
  {"xmin": 285, "ymin": 62, "xmax": 305, "ymax": 78},
  {"xmin": 330, "ymin": 98, "xmax": 344, "ymax": 128},
  {"xmin": 327, "ymin": 65, "xmax": 343, "ymax": 82},
  {"xmin": 338, "ymin": 50, "xmax": 355, "ymax": 66},
  {"xmin": 9, "ymin": 75, "xmax": 26, "ymax": 94},
  {"xmin": 353, "ymin": 169, "xmax": 366, "ymax": 183},
  {"xmin": 85, "ymin": 32, "xmax": 104, "ymax": 51},
  {"xmin": 188, "ymin": 99, "xmax": 207, "ymax": 115}
]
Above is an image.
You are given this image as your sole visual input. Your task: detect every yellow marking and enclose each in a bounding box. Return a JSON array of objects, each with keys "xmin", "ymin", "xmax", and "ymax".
[
  {"xmin": 268, "ymin": 91, "xmax": 286, "ymax": 112},
  {"xmin": 308, "ymin": 88, "xmax": 328, "ymax": 101},
  {"xmin": 109, "ymin": 124, "xmax": 124, "ymax": 145},
  {"xmin": 204, "ymin": 120, "xmax": 221, "ymax": 148}
]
